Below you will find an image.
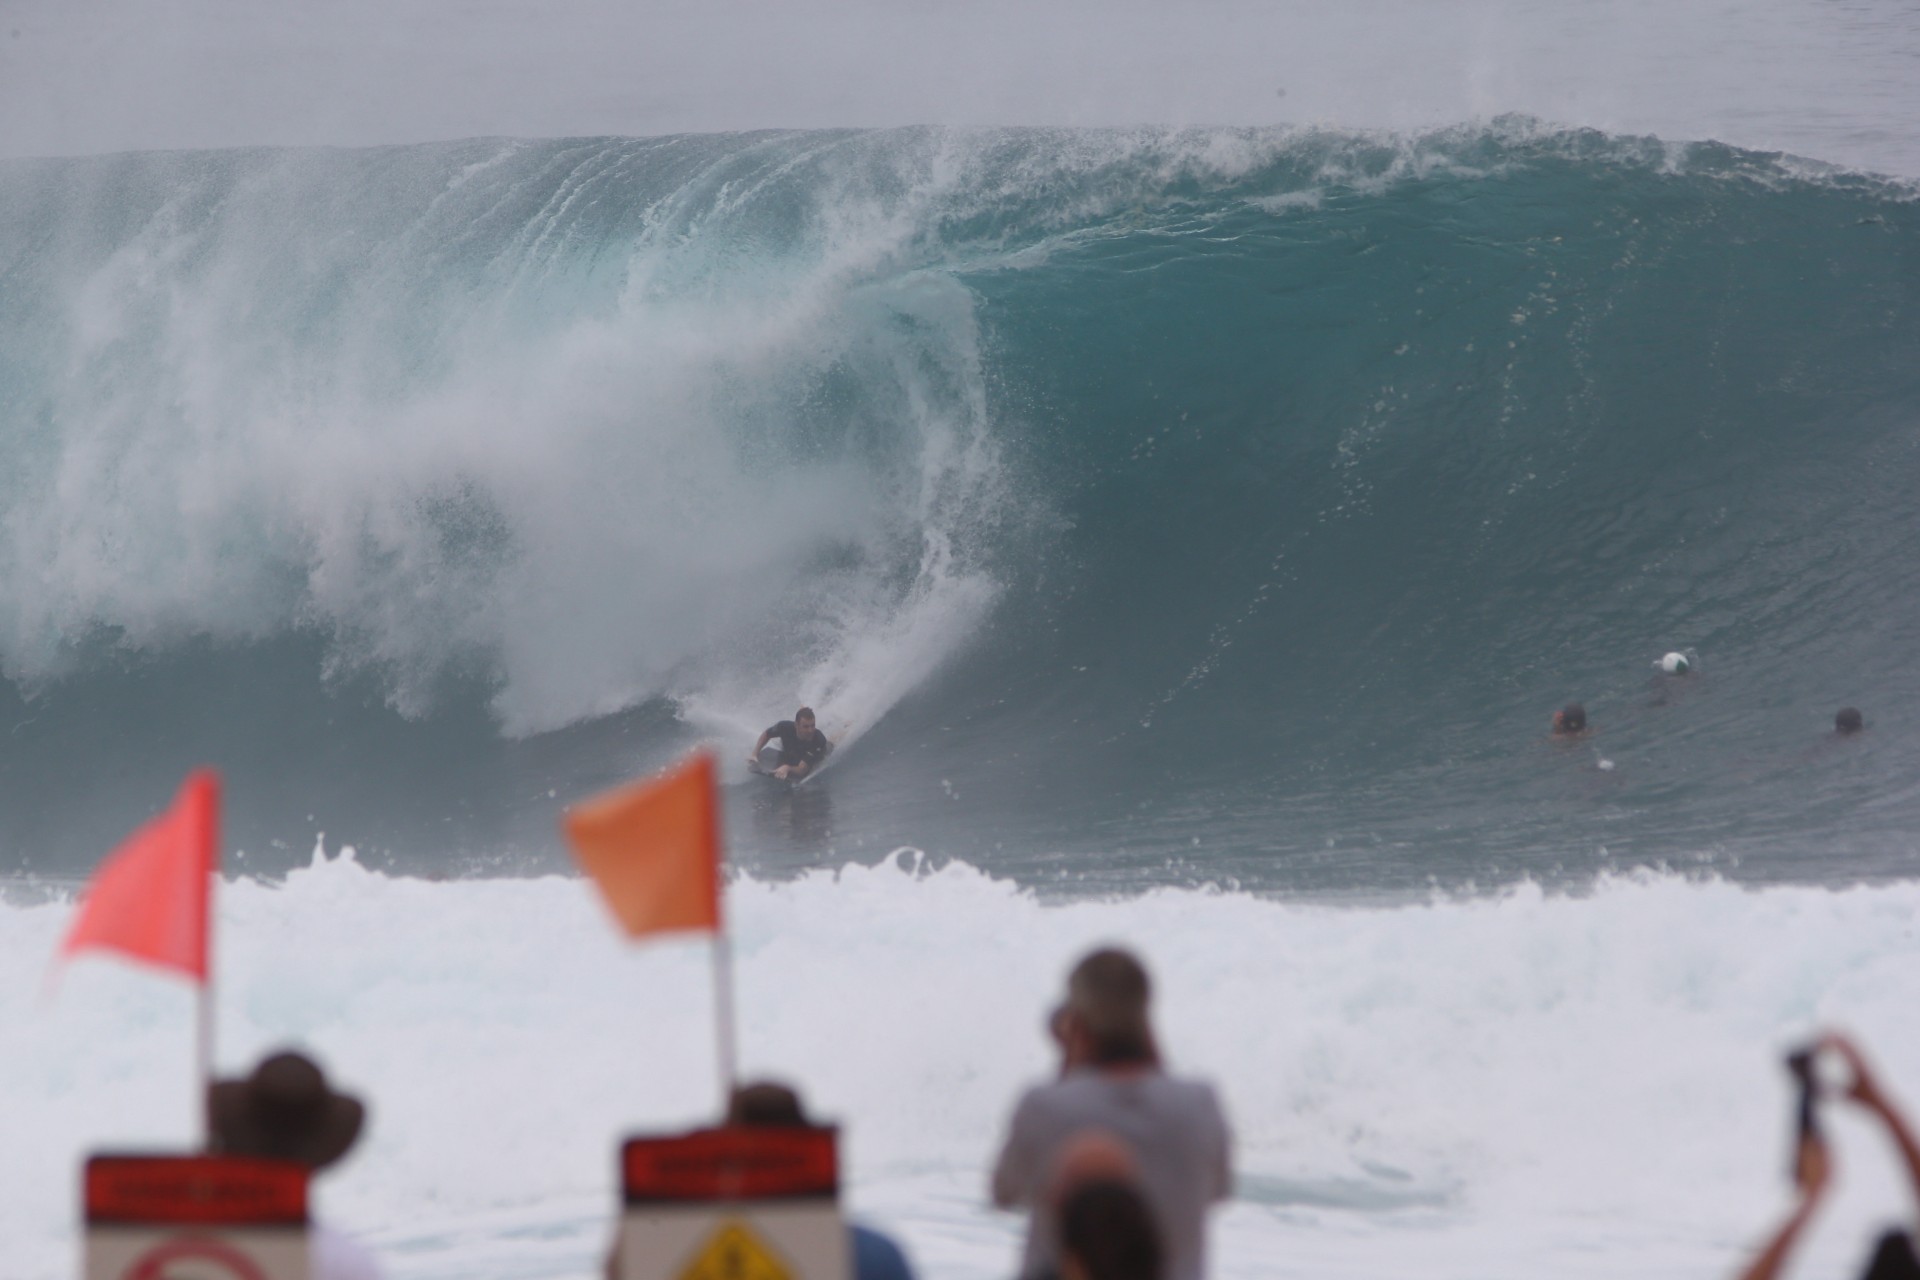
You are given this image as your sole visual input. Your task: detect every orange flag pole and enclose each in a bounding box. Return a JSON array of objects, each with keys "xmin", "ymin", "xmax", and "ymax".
[
  {"xmin": 563, "ymin": 750, "xmax": 734, "ymax": 1107},
  {"xmin": 712, "ymin": 920, "xmax": 739, "ymax": 1103}
]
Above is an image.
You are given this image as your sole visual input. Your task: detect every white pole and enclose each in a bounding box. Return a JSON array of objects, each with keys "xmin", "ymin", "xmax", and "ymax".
[{"xmin": 712, "ymin": 929, "xmax": 739, "ymax": 1111}]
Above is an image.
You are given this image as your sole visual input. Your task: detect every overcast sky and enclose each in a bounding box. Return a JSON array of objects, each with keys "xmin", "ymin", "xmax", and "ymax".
[{"xmin": 1, "ymin": 0, "xmax": 1915, "ymax": 174}]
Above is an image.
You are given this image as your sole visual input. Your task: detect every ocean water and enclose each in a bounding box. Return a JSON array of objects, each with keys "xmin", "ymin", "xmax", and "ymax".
[{"xmin": 4, "ymin": 2, "xmax": 1920, "ymax": 1277}]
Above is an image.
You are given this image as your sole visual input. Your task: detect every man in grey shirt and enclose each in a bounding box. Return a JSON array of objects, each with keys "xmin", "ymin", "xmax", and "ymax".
[{"xmin": 990, "ymin": 948, "xmax": 1233, "ymax": 1280}]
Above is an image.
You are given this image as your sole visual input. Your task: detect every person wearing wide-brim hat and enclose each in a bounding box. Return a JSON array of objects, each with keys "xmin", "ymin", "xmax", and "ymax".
[{"xmin": 209, "ymin": 1050, "xmax": 384, "ymax": 1280}]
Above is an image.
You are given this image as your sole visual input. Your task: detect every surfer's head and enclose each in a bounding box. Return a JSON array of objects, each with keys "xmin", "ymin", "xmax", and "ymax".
[
  {"xmin": 794, "ymin": 707, "xmax": 817, "ymax": 738},
  {"xmin": 1835, "ymin": 707, "xmax": 1864, "ymax": 735},
  {"xmin": 1552, "ymin": 703, "xmax": 1587, "ymax": 736}
]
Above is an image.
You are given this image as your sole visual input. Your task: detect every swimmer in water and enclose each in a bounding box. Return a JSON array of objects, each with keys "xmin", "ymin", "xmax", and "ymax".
[
  {"xmin": 1654, "ymin": 651, "xmax": 1695, "ymax": 676},
  {"xmin": 1551, "ymin": 703, "xmax": 1589, "ymax": 737},
  {"xmin": 1834, "ymin": 707, "xmax": 1865, "ymax": 736},
  {"xmin": 1645, "ymin": 650, "xmax": 1703, "ymax": 708}
]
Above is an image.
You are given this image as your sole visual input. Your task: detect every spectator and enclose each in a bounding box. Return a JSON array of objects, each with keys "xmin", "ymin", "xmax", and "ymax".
[
  {"xmin": 728, "ymin": 1081, "xmax": 918, "ymax": 1280},
  {"xmin": 1736, "ymin": 1033, "xmax": 1920, "ymax": 1280},
  {"xmin": 1552, "ymin": 703, "xmax": 1589, "ymax": 737},
  {"xmin": 1053, "ymin": 1131, "xmax": 1163, "ymax": 1280},
  {"xmin": 208, "ymin": 1049, "xmax": 383, "ymax": 1280},
  {"xmin": 991, "ymin": 947, "xmax": 1232, "ymax": 1280}
]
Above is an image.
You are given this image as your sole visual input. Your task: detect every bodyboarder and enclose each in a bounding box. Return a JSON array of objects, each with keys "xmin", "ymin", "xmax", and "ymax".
[{"xmin": 749, "ymin": 706, "xmax": 835, "ymax": 780}]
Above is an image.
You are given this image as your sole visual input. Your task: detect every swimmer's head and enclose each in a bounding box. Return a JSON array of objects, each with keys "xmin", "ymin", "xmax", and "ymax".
[
  {"xmin": 1552, "ymin": 703, "xmax": 1588, "ymax": 735},
  {"xmin": 1835, "ymin": 707, "xmax": 1864, "ymax": 735},
  {"xmin": 1656, "ymin": 652, "xmax": 1692, "ymax": 675}
]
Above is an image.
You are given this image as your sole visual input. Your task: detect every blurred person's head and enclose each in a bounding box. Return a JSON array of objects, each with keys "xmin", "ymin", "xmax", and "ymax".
[
  {"xmin": 1058, "ymin": 1177, "xmax": 1162, "ymax": 1280},
  {"xmin": 1861, "ymin": 1229, "xmax": 1920, "ymax": 1280},
  {"xmin": 1062, "ymin": 947, "xmax": 1157, "ymax": 1067},
  {"xmin": 728, "ymin": 1081, "xmax": 808, "ymax": 1127},
  {"xmin": 208, "ymin": 1050, "xmax": 365, "ymax": 1171}
]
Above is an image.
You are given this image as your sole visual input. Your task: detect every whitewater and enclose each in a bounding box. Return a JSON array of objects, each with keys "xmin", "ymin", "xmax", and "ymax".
[
  {"xmin": 5, "ymin": 852, "xmax": 1920, "ymax": 1280},
  {"xmin": 5, "ymin": 1, "xmax": 1920, "ymax": 1277},
  {"xmin": 3, "ymin": 852, "xmax": 1920, "ymax": 1280}
]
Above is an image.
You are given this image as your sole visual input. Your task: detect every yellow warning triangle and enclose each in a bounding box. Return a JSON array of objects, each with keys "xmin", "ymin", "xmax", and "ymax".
[{"xmin": 676, "ymin": 1220, "xmax": 795, "ymax": 1280}]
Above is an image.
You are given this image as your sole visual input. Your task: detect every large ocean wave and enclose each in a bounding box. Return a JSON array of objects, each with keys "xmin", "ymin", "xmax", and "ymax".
[{"xmin": 2, "ymin": 122, "xmax": 1917, "ymax": 881}]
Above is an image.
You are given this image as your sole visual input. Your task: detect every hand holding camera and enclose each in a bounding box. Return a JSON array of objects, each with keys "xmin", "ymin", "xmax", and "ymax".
[
  {"xmin": 1739, "ymin": 1032, "xmax": 1920, "ymax": 1280},
  {"xmin": 1821, "ymin": 1033, "xmax": 1894, "ymax": 1119}
]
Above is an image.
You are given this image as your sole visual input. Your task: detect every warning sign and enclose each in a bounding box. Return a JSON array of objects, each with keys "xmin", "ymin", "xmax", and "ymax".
[
  {"xmin": 87, "ymin": 1225, "xmax": 307, "ymax": 1280},
  {"xmin": 676, "ymin": 1220, "xmax": 794, "ymax": 1280},
  {"xmin": 614, "ymin": 1128, "xmax": 848, "ymax": 1280},
  {"xmin": 623, "ymin": 1127, "xmax": 837, "ymax": 1202},
  {"xmin": 119, "ymin": 1234, "xmax": 274, "ymax": 1280},
  {"xmin": 83, "ymin": 1154, "xmax": 309, "ymax": 1280}
]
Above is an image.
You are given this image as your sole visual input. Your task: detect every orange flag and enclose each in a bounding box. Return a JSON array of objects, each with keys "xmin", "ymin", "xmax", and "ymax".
[
  {"xmin": 564, "ymin": 751, "xmax": 721, "ymax": 938},
  {"xmin": 61, "ymin": 770, "xmax": 220, "ymax": 981}
]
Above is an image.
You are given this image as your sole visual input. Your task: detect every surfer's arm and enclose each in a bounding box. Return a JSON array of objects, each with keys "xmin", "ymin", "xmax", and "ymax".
[
  {"xmin": 790, "ymin": 740, "xmax": 835, "ymax": 776},
  {"xmin": 748, "ymin": 728, "xmax": 773, "ymax": 764}
]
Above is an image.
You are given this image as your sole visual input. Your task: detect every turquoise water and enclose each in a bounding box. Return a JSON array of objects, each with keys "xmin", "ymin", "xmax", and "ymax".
[{"xmin": 1, "ymin": 124, "xmax": 1916, "ymax": 889}]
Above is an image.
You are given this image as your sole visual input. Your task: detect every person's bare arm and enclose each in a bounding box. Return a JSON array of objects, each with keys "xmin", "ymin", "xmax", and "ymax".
[
  {"xmin": 1825, "ymin": 1034, "xmax": 1920, "ymax": 1220},
  {"xmin": 1735, "ymin": 1135, "xmax": 1832, "ymax": 1280},
  {"xmin": 990, "ymin": 1096, "xmax": 1038, "ymax": 1208},
  {"xmin": 748, "ymin": 728, "xmax": 772, "ymax": 765},
  {"xmin": 790, "ymin": 738, "xmax": 836, "ymax": 777},
  {"xmin": 1211, "ymin": 1091, "xmax": 1234, "ymax": 1203}
]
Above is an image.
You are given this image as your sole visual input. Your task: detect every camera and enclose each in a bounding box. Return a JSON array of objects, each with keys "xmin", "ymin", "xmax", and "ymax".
[{"xmin": 1786, "ymin": 1045, "xmax": 1823, "ymax": 1181}]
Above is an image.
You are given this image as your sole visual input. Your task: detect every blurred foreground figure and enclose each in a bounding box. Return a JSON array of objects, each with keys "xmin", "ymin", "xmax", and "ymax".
[
  {"xmin": 1052, "ymin": 1131, "xmax": 1164, "ymax": 1280},
  {"xmin": 991, "ymin": 947, "xmax": 1232, "ymax": 1280},
  {"xmin": 1736, "ymin": 1033, "xmax": 1920, "ymax": 1280},
  {"xmin": 729, "ymin": 1081, "xmax": 918, "ymax": 1280},
  {"xmin": 209, "ymin": 1049, "xmax": 384, "ymax": 1280}
]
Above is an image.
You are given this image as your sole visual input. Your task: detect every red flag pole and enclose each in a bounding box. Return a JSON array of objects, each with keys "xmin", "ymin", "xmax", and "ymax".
[
  {"xmin": 53, "ymin": 768, "xmax": 223, "ymax": 1139},
  {"xmin": 198, "ymin": 896, "xmax": 215, "ymax": 1145},
  {"xmin": 194, "ymin": 771, "xmax": 220, "ymax": 1151},
  {"xmin": 706, "ymin": 790, "xmax": 733, "ymax": 1113},
  {"xmin": 198, "ymin": 776, "xmax": 220, "ymax": 1147}
]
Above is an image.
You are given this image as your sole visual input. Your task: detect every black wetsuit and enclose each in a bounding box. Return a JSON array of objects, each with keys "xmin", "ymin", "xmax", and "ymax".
[{"xmin": 765, "ymin": 721, "xmax": 832, "ymax": 770}]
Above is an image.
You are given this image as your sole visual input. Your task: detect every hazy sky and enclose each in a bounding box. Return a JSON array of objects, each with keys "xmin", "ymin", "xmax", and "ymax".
[{"xmin": 1, "ymin": 0, "xmax": 1916, "ymax": 174}]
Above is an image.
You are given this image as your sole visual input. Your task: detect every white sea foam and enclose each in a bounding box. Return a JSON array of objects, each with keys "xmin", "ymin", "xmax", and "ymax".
[{"xmin": 5, "ymin": 850, "xmax": 1920, "ymax": 1279}]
